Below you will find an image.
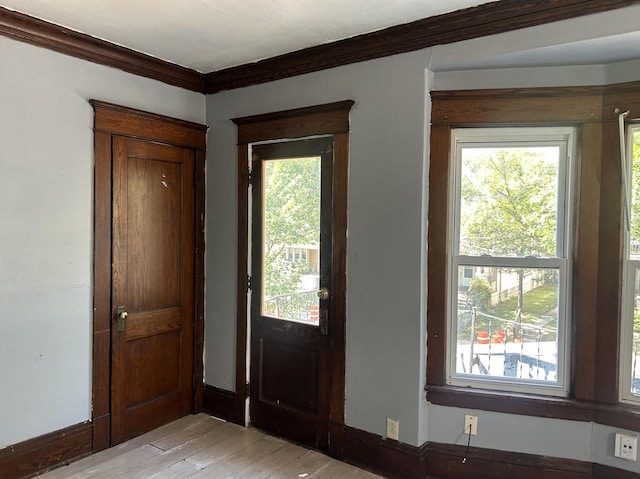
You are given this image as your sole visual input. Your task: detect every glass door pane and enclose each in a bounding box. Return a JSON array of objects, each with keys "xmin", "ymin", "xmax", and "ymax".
[{"xmin": 261, "ymin": 156, "xmax": 321, "ymax": 325}]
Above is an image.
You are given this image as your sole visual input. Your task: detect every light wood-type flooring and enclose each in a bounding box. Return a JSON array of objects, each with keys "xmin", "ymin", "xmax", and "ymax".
[{"xmin": 38, "ymin": 414, "xmax": 383, "ymax": 479}]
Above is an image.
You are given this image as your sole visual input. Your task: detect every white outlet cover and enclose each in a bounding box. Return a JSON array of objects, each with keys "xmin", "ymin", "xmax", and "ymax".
[
  {"xmin": 386, "ymin": 417, "xmax": 399, "ymax": 441},
  {"xmin": 464, "ymin": 415, "xmax": 478, "ymax": 435},
  {"xmin": 615, "ymin": 433, "xmax": 638, "ymax": 461}
]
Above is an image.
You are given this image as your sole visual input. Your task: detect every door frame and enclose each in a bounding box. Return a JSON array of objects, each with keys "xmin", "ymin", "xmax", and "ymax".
[
  {"xmin": 90, "ymin": 100, "xmax": 207, "ymax": 451},
  {"xmin": 232, "ymin": 100, "xmax": 354, "ymax": 458}
]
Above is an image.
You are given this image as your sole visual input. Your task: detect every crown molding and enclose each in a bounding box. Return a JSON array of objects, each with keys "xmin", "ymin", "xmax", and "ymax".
[
  {"xmin": 1, "ymin": 1, "xmax": 639, "ymax": 95},
  {"xmin": 205, "ymin": 0, "xmax": 640, "ymax": 93},
  {"xmin": 0, "ymin": 6, "xmax": 205, "ymax": 92}
]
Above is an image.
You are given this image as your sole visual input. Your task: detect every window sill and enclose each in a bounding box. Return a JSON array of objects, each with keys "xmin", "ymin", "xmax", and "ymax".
[
  {"xmin": 595, "ymin": 403, "xmax": 640, "ymax": 431},
  {"xmin": 426, "ymin": 385, "xmax": 594, "ymax": 422}
]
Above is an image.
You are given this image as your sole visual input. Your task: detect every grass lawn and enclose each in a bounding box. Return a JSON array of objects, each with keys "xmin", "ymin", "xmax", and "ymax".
[
  {"xmin": 489, "ymin": 284, "xmax": 558, "ymax": 322},
  {"xmin": 459, "ymin": 284, "xmax": 558, "ymax": 342}
]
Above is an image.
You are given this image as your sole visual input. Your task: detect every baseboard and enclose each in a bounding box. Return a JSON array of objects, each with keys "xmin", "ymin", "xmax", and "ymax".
[
  {"xmin": 201, "ymin": 384, "xmax": 243, "ymax": 425},
  {"xmin": 343, "ymin": 426, "xmax": 427, "ymax": 479},
  {"xmin": 0, "ymin": 421, "xmax": 92, "ymax": 479},
  {"xmin": 342, "ymin": 426, "xmax": 640, "ymax": 479},
  {"xmin": 426, "ymin": 442, "xmax": 592, "ymax": 479},
  {"xmin": 592, "ymin": 464, "xmax": 640, "ymax": 479}
]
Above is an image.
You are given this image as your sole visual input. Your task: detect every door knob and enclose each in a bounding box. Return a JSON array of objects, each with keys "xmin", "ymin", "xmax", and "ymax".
[
  {"xmin": 317, "ymin": 287, "xmax": 330, "ymax": 300},
  {"xmin": 117, "ymin": 306, "xmax": 128, "ymax": 333}
]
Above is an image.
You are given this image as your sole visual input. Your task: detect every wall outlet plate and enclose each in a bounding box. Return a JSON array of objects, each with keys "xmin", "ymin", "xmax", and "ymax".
[
  {"xmin": 464, "ymin": 415, "xmax": 478, "ymax": 435},
  {"xmin": 386, "ymin": 417, "xmax": 399, "ymax": 441},
  {"xmin": 615, "ymin": 433, "xmax": 638, "ymax": 461}
]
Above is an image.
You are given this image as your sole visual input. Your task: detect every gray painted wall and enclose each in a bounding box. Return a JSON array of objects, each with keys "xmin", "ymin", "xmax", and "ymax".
[
  {"xmin": 203, "ymin": 4, "xmax": 640, "ymax": 468},
  {"xmin": 205, "ymin": 49, "xmax": 432, "ymax": 445},
  {"xmin": 0, "ymin": 36, "xmax": 204, "ymax": 448}
]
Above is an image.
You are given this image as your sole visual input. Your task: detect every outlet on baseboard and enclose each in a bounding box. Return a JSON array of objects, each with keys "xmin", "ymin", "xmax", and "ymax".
[{"xmin": 386, "ymin": 417, "xmax": 399, "ymax": 441}]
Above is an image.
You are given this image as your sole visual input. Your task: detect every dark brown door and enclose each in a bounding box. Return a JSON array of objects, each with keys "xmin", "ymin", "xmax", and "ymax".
[
  {"xmin": 250, "ymin": 137, "xmax": 333, "ymax": 449},
  {"xmin": 111, "ymin": 136, "xmax": 195, "ymax": 444}
]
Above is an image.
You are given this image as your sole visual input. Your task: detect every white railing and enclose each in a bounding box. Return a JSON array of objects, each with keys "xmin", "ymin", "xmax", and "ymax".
[{"xmin": 458, "ymin": 307, "xmax": 557, "ymax": 380}]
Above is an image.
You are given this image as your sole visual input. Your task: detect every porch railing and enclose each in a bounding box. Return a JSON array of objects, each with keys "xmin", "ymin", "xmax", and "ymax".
[
  {"xmin": 459, "ymin": 307, "xmax": 557, "ymax": 380},
  {"xmin": 263, "ymin": 290, "xmax": 318, "ymax": 323}
]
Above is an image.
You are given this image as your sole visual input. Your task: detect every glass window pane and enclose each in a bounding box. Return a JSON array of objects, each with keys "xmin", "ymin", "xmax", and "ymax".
[
  {"xmin": 261, "ymin": 157, "xmax": 320, "ymax": 325},
  {"xmin": 459, "ymin": 147, "xmax": 560, "ymax": 258},
  {"xmin": 631, "ymin": 130, "xmax": 640, "ymax": 261},
  {"xmin": 631, "ymin": 268, "xmax": 640, "ymax": 398},
  {"xmin": 454, "ymin": 266, "xmax": 559, "ymax": 382}
]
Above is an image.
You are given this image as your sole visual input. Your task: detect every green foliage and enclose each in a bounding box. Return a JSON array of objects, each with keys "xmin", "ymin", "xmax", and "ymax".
[
  {"xmin": 630, "ymin": 132, "xmax": 640, "ymax": 244},
  {"xmin": 460, "ymin": 148, "xmax": 557, "ymax": 257},
  {"xmin": 263, "ymin": 157, "xmax": 320, "ymax": 298},
  {"xmin": 460, "ymin": 147, "xmax": 559, "ymax": 319},
  {"xmin": 459, "ymin": 285, "xmax": 558, "ymax": 342},
  {"xmin": 467, "ymin": 277, "xmax": 492, "ymax": 310}
]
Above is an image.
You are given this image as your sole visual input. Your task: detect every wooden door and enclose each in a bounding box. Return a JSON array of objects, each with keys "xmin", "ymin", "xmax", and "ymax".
[
  {"xmin": 111, "ymin": 136, "xmax": 195, "ymax": 444},
  {"xmin": 249, "ymin": 137, "xmax": 334, "ymax": 449}
]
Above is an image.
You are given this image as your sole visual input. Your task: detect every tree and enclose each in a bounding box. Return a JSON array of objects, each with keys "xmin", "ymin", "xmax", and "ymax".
[
  {"xmin": 262, "ymin": 157, "xmax": 320, "ymax": 299},
  {"xmin": 468, "ymin": 277, "xmax": 492, "ymax": 311},
  {"xmin": 630, "ymin": 132, "xmax": 640, "ymax": 246},
  {"xmin": 460, "ymin": 148, "xmax": 558, "ymax": 317}
]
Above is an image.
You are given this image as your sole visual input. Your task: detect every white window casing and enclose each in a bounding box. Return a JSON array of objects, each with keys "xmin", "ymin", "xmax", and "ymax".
[
  {"xmin": 446, "ymin": 127, "xmax": 575, "ymax": 397},
  {"xmin": 621, "ymin": 124, "xmax": 640, "ymax": 405}
]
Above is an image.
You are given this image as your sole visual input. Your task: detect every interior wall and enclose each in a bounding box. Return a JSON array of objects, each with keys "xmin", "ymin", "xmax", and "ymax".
[
  {"xmin": 593, "ymin": 423, "xmax": 640, "ymax": 474},
  {"xmin": 205, "ymin": 49, "xmax": 431, "ymax": 445},
  {"xmin": 204, "ymin": 5, "xmax": 640, "ymax": 470},
  {"xmin": 0, "ymin": 36, "xmax": 204, "ymax": 448},
  {"xmin": 2, "ymin": 2, "xmax": 639, "ymax": 473},
  {"xmin": 426, "ymin": 15, "xmax": 640, "ymax": 475}
]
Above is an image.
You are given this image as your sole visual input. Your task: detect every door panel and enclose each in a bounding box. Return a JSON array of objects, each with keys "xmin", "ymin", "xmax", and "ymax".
[
  {"xmin": 261, "ymin": 339, "xmax": 318, "ymax": 412},
  {"xmin": 111, "ymin": 137, "xmax": 195, "ymax": 444},
  {"xmin": 250, "ymin": 137, "xmax": 333, "ymax": 449}
]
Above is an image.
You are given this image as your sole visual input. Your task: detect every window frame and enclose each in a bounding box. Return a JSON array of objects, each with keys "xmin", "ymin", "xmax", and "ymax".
[
  {"xmin": 426, "ymin": 85, "xmax": 634, "ymax": 422},
  {"xmin": 446, "ymin": 127, "xmax": 576, "ymax": 396},
  {"xmin": 621, "ymin": 123, "xmax": 640, "ymax": 405}
]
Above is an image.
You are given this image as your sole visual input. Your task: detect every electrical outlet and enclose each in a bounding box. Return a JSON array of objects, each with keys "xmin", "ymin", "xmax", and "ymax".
[
  {"xmin": 464, "ymin": 415, "xmax": 478, "ymax": 436},
  {"xmin": 615, "ymin": 433, "xmax": 638, "ymax": 461},
  {"xmin": 386, "ymin": 417, "xmax": 399, "ymax": 441}
]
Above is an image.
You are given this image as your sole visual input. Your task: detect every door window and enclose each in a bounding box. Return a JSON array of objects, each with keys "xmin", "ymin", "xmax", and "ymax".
[{"xmin": 260, "ymin": 157, "xmax": 321, "ymax": 325}]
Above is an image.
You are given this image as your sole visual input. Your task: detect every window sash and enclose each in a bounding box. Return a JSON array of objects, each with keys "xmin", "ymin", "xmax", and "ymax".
[
  {"xmin": 447, "ymin": 257, "xmax": 570, "ymax": 395},
  {"xmin": 451, "ymin": 128, "xmax": 573, "ymax": 260},
  {"xmin": 621, "ymin": 124, "xmax": 640, "ymax": 404},
  {"xmin": 621, "ymin": 260, "xmax": 640, "ymax": 404}
]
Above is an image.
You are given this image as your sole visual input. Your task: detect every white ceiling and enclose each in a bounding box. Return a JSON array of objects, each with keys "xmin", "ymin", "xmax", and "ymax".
[
  {"xmin": 435, "ymin": 31, "xmax": 640, "ymax": 72},
  {"xmin": 3, "ymin": 1, "xmax": 640, "ymax": 76},
  {"xmin": 0, "ymin": 0, "xmax": 494, "ymax": 72}
]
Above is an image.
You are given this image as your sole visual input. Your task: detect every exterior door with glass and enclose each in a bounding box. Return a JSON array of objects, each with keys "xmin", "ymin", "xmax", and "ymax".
[{"xmin": 249, "ymin": 137, "xmax": 333, "ymax": 449}]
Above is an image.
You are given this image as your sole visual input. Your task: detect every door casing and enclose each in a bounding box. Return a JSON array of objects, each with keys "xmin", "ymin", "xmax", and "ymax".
[{"xmin": 91, "ymin": 100, "xmax": 207, "ymax": 451}]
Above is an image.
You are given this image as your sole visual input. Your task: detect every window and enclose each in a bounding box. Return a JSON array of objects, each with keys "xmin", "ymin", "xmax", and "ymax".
[
  {"xmin": 621, "ymin": 125, "xmax": 640, "ymax": 404},
  {"xmin": 447, "ymin": 128, "xmax": 575, "ymax": 396}
]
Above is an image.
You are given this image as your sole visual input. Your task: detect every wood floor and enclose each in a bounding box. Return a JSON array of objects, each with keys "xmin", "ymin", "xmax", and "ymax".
[{"xmin": 38, "ymin": 414, "xmax": 383, "ymax": 479}]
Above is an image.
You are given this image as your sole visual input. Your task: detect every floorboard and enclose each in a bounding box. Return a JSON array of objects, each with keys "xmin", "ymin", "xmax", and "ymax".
[{"xmin": 37, "ymin": 414, "xmax": 382, "ymax": 479}]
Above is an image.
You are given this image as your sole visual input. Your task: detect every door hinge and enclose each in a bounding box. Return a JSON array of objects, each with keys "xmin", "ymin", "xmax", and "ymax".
[
  {"xmin": 246, "ymin": 382, "xmax": 250, "ymax": 398},
  {"xmin": 248, "ymin": 170, "xmax": 254, "ymax": 186},
  {"xmin": 247, "ymin": 275, "xmax": 252, "ymax": 290}
]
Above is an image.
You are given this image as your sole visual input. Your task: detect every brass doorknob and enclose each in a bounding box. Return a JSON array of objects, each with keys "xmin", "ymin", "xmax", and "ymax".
[
  {"xmin": 317, "ymin": 287, "xmax": 330, "ymax": 300},
  {"xmin": 117, "ymin": 306, "xmax": 128, "ymax": 333}
]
